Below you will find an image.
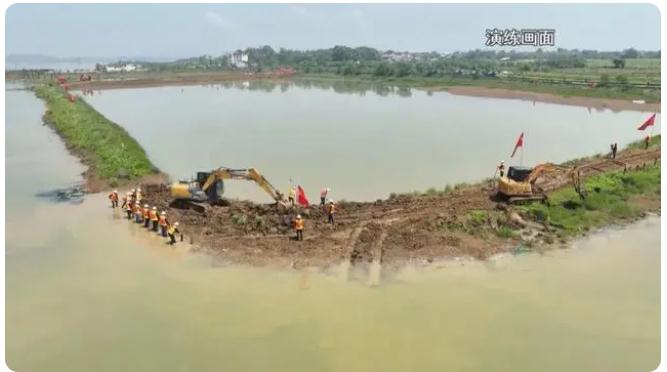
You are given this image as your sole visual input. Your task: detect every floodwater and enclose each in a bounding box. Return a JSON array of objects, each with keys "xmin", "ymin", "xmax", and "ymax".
[
  {"xmin": 6, "ymin": 85, "xmax": 660, "ymax": 371},
  {"xmin": 84, "ymin": 80, "xmax": 660, "ymax": 202}
]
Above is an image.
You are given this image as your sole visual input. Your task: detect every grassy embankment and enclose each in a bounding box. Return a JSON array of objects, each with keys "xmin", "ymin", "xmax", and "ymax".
[
  {"xmin": 390, "ymin": 136, "xmax": 660, "ymax": 246},
  {"xmin": 297, "ymin": 72, "xmax": 660, "ymax": 103},
  {"xmin": 34, "ymin": 83, "xmax": 157, "ymax": 188}
]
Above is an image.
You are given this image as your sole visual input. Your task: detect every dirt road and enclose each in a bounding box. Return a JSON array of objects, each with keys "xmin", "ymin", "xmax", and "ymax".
[{"xmin": 141, "ymin": 147, "xmax": 660, "ymax": 269}]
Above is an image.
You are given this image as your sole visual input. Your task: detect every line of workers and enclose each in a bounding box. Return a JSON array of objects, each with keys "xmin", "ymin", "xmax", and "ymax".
[
  {"xmin": 110, "ymin": 186, "xmax": 337, "ymax": 243},
  {"xmin": 108, "ymin": 188, "xmax": 182, "ymax": 244}
]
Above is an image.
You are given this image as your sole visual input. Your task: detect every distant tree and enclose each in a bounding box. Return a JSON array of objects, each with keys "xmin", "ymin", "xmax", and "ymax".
[
  {"xmin": 622, "ymin": 48, "xmax": 639, "ymax": 59},
  {"xmin": 612, "ymin": 58, "xmax": 625, "ymax": 69},
  {"xmin": 374, "ymin": 62, "xmax": 392, "ymax": 77}
]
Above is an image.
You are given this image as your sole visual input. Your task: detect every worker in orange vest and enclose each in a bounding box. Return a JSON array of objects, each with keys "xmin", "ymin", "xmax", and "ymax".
[
  {"xmin": 125, "ymin": 192, "xmax": 134, "ymax": 219},
  {"xmin": 142, "ymin": 204, "xmax": 151, "ymax": 228},
  {"xmin": 327, "ymin": 200, "xmax": 335, "ymax": 224},
  {"xmin": 134, "ymin": 203, "xmax": 143, "ymax": 223},
  {"xmin": 158, "ymin": 211, "xmax": 169, "ymax": 237},
  {"xmin": 150, "ymin": 207, "xmax": 159, "ymax": 231},
  {"xmin": 108, "ymin": 190, "xmax": 119, "ymax": 208},
  {"xmin": 294, "ymin": 214, "xmax": 304, "ymax": 241}
]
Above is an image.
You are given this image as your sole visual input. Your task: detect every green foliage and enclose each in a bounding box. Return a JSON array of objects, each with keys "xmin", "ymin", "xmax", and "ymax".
[
  {"xmin": 496, "ymin": 226, "xmax": 516, "ymax": 239},
  {"xmin": 34, "ymin": 84, "xmax": 155, "ymax": 180},
  {"xmin": 231, "ymin": 214, "xmax": 247, "ymax": 226},
  {"xmin": 519, "ymin": 166, "xmax": 660, "ymax": 235},
  {"xmin": 626, "ymin": 134, "xmax": 661, "ymax": 150},
  {"xmin": 466, "ymin": 210, "xmax": 488, "ymax": 227}
]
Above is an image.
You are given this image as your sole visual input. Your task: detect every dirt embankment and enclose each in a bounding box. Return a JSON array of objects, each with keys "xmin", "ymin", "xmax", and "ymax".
[
  {"xmin": 446, "ymin": 86, "xmax": 660, "ymax": 113},
  {"xmin": 66, "ymin": 71, "xmax": 293, "ymax": 91},
  {"xmin": 139, "ymin": 147, "xmax": 660, "ymax": 270}
]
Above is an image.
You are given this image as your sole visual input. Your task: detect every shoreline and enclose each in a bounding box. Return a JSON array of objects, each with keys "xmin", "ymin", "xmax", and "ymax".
[
  {"xmin": 34, "ymin": 83, "xmax": 168, "ymax": 192},
  {"xmin": 27, "ymin": 78, "xmax": 660, "ymax": 269},
  {"xmin": 444, "ymin": 86, "xmax": 660, "ymax": 113},
  {"xmin": 139, "ymin": 145, "xmax": 660, "ymax": 270},
  {"xmin": 15, "ymin": 71, "xmax": 659, "ymax": 113}
]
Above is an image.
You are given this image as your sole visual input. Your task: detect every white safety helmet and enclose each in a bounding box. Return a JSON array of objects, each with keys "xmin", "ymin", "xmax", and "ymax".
[
  {"xmin": 296, "ymin": 214, "xmax": 302, "ymax": 219},
  {"xmin": 174, "ymin": 222, "xmax": 180, "ymax": 226},
  {"xmin": 144, "ymin": 204, "xmax": 149, "ymax": 208},
  {"xmin": 161, "ymin": 211, "xmax": 166, "ymax": 215},
  {"xmin": 329, "ymin": 199, "xmax": 334, "ymax": 204},
  {"xmin": 114, "ymin": 190, "xmax": 118, "ymax": 193},
  {"xmin": 152, "ymin": 206, "xmax": 157, "ymax": 210},
  {"xmin": 131, "ymin": 188, "xmax": 135, "ymax": 192}
]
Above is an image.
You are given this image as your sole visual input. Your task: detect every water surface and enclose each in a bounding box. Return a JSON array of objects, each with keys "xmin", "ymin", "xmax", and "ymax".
[
  {"xmin": 84, "ymin": 80, "xmax": 661, "ymax": 202},
  {"xmin": 5, "ymin": 87, "xmax": 660, "ymax": 371}
]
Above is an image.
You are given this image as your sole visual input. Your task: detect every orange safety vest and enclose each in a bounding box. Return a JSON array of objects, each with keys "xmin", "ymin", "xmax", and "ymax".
[
  {"xmin": 134, "ymin": 205, "xmax": 142, "ymax": 215},
  {"xmin": 109, "ymin": 192, "xmax": 118, "ymax": 201},
  {"xmin": 150, "ymin": 210, "xmax": 158, "ymax": 221},
  {"xmin": 328, "ymin": 204, "xmax": 335, "ymax": 214},
  {"xmin": 143, "ymin": 208, "xmax": 150, "ymax": 219},
  {"xmin": 295, "ymin": 219, "xmax": 304, "ymax": 230},
  {"xmin": 159, "ymin": 215, "xmax": 167, "ymax": 226}
]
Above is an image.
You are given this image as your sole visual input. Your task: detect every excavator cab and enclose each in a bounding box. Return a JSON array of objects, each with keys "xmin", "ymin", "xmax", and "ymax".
[
  {"xmin": 169, "ymin": 166, "xmax": 285, "ymax": 212},
  {"xmin": 196, "ymin": 171, "xmax": 225, "ymax": 203},
  {"xmin": 507, "ymin": 166, "xmax": 533, "ymax": 182}
]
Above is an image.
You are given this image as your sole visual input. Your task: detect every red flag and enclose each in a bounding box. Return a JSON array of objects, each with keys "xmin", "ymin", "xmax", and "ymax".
[
  {"xmin": 637, "ymin": 113, "xmax": 656, "ymax": 131},
  {"xmin": 296, "ymin": 185, "xmax": 309, "ymax": 207},
  {"xmin": 510, "ymin": 132, "xmax": 524, "ymax": 158}
]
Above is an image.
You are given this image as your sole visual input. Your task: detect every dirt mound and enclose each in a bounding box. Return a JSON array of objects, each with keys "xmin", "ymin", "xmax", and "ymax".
[{"xmin": 133, "ymin": 147, "xmax": 659, "ymax": 269}]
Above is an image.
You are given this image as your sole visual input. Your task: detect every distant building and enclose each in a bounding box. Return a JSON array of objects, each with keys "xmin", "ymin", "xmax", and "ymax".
[
  {"xmin": 102, "ymin": 63, "xmax": 142, "ymax": 73},
  {"xmin": 229, "ymin": 50, "xmax": 249, "ymax": 68},
  {"xmin": 382, "ymin": 50, "xmax": 415, "ymax": 62}
]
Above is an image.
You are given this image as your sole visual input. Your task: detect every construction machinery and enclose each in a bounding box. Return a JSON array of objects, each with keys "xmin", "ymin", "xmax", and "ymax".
[
  {"xmin": 497, "ymin": 163, "xmax": 589, "ymax": 204},
  {"xmin": 170, "ymin": 167, "xmax": 285, "ymax": 212}
]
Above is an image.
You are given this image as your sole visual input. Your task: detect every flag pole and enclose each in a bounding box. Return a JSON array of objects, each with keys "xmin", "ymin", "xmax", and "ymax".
[{"xmin": 520, "ymin": 134, "xmax": 524, "ymax": 166}]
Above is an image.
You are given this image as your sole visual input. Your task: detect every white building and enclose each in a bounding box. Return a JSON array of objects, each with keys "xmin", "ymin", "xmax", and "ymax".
[
  {"xmin": 104, "ymin": 63, "xmax": 141, "ymax": 72},
  {"xmin": 229, "ymin": 50, "xmax": 249, "ymax": 68}
]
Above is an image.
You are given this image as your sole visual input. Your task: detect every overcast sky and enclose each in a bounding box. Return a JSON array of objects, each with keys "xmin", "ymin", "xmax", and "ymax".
[{"xmin": 5, "ymin": 3, "xmax": 661, "ymax": 58}]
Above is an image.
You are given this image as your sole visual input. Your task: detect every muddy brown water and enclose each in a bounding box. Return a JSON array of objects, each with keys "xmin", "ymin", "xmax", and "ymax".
[
  {"xmin": 6, "ymin": 84, "xmax": 660, "ymax": 371},
  {"xmin": 83, "ymin": 80, "xmax": 660, "ymax": 203}
]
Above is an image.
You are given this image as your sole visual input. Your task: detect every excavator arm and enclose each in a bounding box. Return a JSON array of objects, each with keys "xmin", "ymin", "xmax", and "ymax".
[{"xmin": 201, "ymin": 167, "xmax": 285, "ymax": 203}]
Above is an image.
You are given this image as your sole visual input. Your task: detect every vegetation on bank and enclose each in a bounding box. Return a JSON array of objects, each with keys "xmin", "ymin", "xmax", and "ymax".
[
  {"xmin": 34, "ymin": 83, "xmax": 156, "ymax": 184},
  {"xmin": 386, "ymin": 136, "xmax": 661, "ymax": 247},
  {"xmin": 128, "ymin": 46, "xmax": 659, "ymax": 102},
  {"xmin": 519, "ymin": 165, "xmax": 660, "ymax": 236},
  {"xmin": 295, "ymin": 73, "xmax": 660, "ymax": 102}
]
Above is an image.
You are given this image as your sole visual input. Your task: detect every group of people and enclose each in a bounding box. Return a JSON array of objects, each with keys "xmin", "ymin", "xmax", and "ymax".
[
  {"xmin": 108, "ymin": 188, "xmax": 182, "ymax": 245},
  {"xmin": 289, "ymin": 186, "xmax": 336, "ymax": 241}
]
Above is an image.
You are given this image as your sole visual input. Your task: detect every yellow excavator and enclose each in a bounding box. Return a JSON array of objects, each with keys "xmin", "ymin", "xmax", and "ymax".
[
  {"xmin": 497, "ymin": 163, "xmax": 584, "ymax": 203},
  {"xmin": 170, "ymin": 167, "xmax": 285, "ymax": 212}
]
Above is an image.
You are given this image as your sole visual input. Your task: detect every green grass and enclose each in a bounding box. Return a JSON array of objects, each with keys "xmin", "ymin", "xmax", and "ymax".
[
  {"xmin": 626, "ymin": 134, "xmax": 661, "ymax": 150},
  {"xmin": 34, "ymin": 83, "xmax": 156, "ymax": 182},
  {"xmin": 518, "ymin": 165, "xmax": 660, "ymax": 235}
]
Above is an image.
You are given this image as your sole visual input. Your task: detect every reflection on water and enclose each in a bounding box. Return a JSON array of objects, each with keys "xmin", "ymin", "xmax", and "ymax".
[
  {"xmin": 6, "ymin": 84, "xmax": 660, "ymax": 372},
  {"xmin": 84, "ymin": 81, "xmax": 659, "ymax": 203}
]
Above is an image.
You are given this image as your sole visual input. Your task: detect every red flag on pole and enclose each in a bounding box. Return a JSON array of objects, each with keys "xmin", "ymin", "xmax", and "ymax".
[
  {"xmin": 637, "ymin": 113, "xmax": 656, "ymax": 131},
  {"xmin": 510, "ymin": 132, "xmax": 524, "ymax": 158},
  {"xmin": 296, "ymin": 185, "xmax": 309, "ymax": 207}
]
